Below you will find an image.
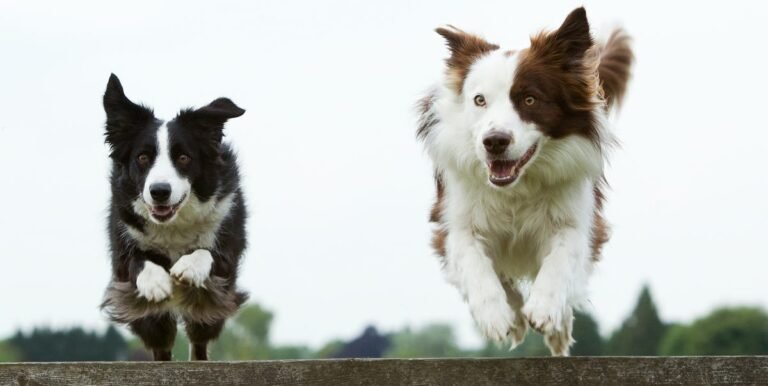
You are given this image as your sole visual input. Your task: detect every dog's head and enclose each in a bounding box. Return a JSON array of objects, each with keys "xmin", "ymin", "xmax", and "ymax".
[
  {"xmin": 435, "ymin": 7, "xmax": 602, "ymax": 188},
  {"xmin": 103, "ymin": 74, "xmax": 244, "ymax": 224}
]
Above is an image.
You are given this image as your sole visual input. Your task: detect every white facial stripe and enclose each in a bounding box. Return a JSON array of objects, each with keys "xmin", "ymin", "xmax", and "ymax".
[
  {"xmin": 465, "ymin": 50, "xmax": 542, "ymax": 160},
  {"xmin": 142, "ymin": 122, "xmax": 191, "ymax": 206}
]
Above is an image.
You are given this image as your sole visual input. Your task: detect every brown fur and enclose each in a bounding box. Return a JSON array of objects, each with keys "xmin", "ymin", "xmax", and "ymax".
[
  {"xmin": 512, "ymin": 7, "xmax": 603, "ymax": 144},
  {"xmin": 418, "ymin": 91, "xmax": 448, "ymax": 259},
  {"xmin": 421, "ymin": 8, "xmax": 633, "ymax": 264},
  {"xmin": 598, "ymin": 29, "xmax": 634, "ymax": 109},
  {"xmin": 435, "ymin": 26, "xmax": 499, "ymax": 94},
  {"xmin": 430, "ymin": 174, "xmax": 447, "ymax": 258},
  {"xmin": 511, "ymin": 9, "xmax": 619, "ymax": 262}
]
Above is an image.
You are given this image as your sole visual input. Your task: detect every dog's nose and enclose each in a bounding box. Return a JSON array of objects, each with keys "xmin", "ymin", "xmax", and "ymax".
[
  {"xmin": 149, "ymin": 183, "xmax": 172, "ymax": 202},
  {"xmin": 483, "ymin": 132, "xmax": 512, "ymax": 155}
]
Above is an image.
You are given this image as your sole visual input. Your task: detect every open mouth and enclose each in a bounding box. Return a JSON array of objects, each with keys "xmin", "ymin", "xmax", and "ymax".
[
  {"xmin": 486, "ymin": 144, "xmax": 538, "ymax": 187},
  {"xmin": 148, "ymin": 195, "xmax": 186, "ymax": 222}
]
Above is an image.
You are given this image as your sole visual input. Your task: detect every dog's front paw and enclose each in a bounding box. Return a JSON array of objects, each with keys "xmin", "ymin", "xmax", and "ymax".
[
  {"xmin": 523, "ymin": 291, "xmax": 567, "ymax": 335},
  {"xmin": 507, "ymin": 310, "xmax": 529, "ymax": 349},
  {"xmin": 545, "ymin": 325, "xmax": 574, "ymax": 356},
  {"xmin": 170, "ymin": 249, "xmax": 213, "ymax": 288},
  {"xmin": 470, "ymin": 295, "xmax": 519, "ymax": 342},
  {"xmin": 136, "ymin": 261, "xmax": 172, "ymax": 302}
]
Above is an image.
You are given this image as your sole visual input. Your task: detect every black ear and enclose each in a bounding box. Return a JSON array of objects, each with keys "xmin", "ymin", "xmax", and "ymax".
[
  {"xmin": 103, "ymin": 74, "xmax": 149, "ymax": 118},
  {"xmin": 103, "ymin": 73, "xmax": 128, "ymax": 113},
  {"xmin": 103, "ymin": 73, "xmax": 154, "ymax": 160},
  {"xmin": 553, "ymin": 7, "xmax": 593, "ymax": 60},
  {"xmin": 192, "ymin": 98, "xmax": 245, "ymax": 127},
  {"xmin": 176, "ymin": 98, "xmax": 245, "ymax": 156}
]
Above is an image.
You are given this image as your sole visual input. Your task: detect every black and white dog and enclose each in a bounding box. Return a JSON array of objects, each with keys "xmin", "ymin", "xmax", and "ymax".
[{"xmin": 100, "ymin": 74, "xmax": 249, "ymax": 361}]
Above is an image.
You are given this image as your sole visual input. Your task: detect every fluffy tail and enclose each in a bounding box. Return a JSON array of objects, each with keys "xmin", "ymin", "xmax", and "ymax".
[{"xmin": 598, "ymin": 29, "xmax": 633, "ymax": 110}]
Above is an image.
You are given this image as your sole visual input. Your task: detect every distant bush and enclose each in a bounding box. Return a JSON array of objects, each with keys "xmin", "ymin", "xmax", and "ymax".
[{"xmin": 659, "ymin": 307, "xmax": 768, "ymax": 355}]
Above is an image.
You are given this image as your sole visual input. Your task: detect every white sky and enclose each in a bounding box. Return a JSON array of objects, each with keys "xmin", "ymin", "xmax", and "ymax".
[{"xmin": 0, "ymin": 0, "xmax": 766, "ymax": 349}]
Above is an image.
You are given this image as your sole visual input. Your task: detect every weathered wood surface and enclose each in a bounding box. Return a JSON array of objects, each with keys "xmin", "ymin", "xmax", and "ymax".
[{"xmin": 1, "ymin": 357, "xmax": 767, "ymax": 386}]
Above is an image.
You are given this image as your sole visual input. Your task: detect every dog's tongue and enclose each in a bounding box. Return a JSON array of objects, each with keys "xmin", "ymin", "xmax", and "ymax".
[
  {"xmin": 152, "ymin": 205, "xmax": 173, "ymax": 216},
  {"xmin": 490, "ymin": 160, "xmax": 516, "ymax": 178}
]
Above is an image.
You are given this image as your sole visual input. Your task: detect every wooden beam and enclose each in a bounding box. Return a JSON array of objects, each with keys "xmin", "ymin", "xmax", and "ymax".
[{"xmin": 2, "ymin": 357, "xmax": 768, "ymax": 386}]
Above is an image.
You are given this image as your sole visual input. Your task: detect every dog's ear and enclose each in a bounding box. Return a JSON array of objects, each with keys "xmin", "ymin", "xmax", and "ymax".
[
  {"xmin": 177, "ymin": 98, "xmax": 245, "ymax": 156},
  {"xmin": 435, "ymin": 26, "xmax": 498, "ymax": 93},
  {"xmin": 192, "ymin": 98, "xmax": 246, "ymax": 127},
  {"xmin": 552, "ymin": 7, "xmax": 593, "ymax": 61},
  {"xmin": 103, "ymin": 73, "xmax": 130, "ymax": 114},
  {"xmin": 103, "ymin": 74, "xmax": 154, "ymax": 160},
  {"xmin": 103, "ymin": 74, "xmax": 153, "ymax": 122}
]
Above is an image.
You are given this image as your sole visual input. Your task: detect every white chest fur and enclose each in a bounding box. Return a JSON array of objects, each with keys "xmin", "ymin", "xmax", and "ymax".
[
  {"xmin": 443, "ymin": 167, "xmax": 596, "ymax": 280},
  {"xmin": 125, "ymin": 193, "xmax": 235, "ymax": 261}
]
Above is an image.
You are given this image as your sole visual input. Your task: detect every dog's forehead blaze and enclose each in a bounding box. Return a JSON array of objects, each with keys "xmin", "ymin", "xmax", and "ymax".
[{"xmin": 466, "ymin": 50, "xmax": 522, "ymax": 100}]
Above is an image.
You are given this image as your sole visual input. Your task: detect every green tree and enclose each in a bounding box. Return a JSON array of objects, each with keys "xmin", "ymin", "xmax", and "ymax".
[
  {"xmin": 210, "ymin": 304, "xmax": 275, "ymax": 360},
  {"xmin": 171, "ymin": 331, "xmax": 191, "ymax": 360},
  {"xmin": 471, "ymin": 334, "xmax": 549, "ymax": 357},
  {"xmin": 571, "ymin": 311, "xmax": 604, "ymax": 356},
  {"xmin": 9, "ymin": 326, "xmax": 128, "ymax": 361},
  {"xmin": 314, "ymin": 339, "xmax": 345, "ymax": 358},
  {"xmin": 101, "ymin": 325, "xmax": 128, "ymax": 360},
  {"xmin": 269, "ymin": 345, "xmax": 314, "ymax": 359},
  {"xmin": 659, "ymin": 307, "xmax": 768, "ymax": 355},
  {"xmin": 384, "ymin": 324, "xmax": 460, "ymax": 358},
  {"xmin": 0, "ymin": 340, "xmax": 20, "ymax": 362},
  {"xmin": 606, "ymin": 285, "xmax": 666, "ymax": 355}
]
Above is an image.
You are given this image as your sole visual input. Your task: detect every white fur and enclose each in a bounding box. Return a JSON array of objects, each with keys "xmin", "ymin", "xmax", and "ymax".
[
  {"xmin": 170, "ymin": 249, "xmax": 214, "ymax": 287},
  {"xmin": 423, "ymin": 49, "xmax": 609, "ymax": 356},
  {"xmin": 142, "ymin": 123, "xmax": 191, "ymax": 221},
  {"xmin": 136, "ymin": 261, "xmax": 173, "ymax": 302},
  {"xmin": 465, "ymin": 52, "xmax": 544, "ymax": 169},
  {"xmin": 126, "ymin": 193, "xmax": 235, "ymax": 261}
]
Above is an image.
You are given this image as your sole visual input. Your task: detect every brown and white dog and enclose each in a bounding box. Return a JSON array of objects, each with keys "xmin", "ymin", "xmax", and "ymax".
[{"xmin": 417, "ymin": 7, "xmax": 632, "ymax": 355}]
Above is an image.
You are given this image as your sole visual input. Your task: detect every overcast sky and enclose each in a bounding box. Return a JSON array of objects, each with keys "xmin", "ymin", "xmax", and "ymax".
[{"xmin": 1, "ymin": 0, "xmax": 766, "ymax": 348}]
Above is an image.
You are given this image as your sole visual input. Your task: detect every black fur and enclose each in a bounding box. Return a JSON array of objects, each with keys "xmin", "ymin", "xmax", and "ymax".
[{"xmin": 100, "ymin": 74, "xmax": 248, "ymax": 361}]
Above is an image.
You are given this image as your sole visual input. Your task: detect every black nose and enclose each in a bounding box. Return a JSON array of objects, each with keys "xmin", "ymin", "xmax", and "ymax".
[
  {"xmin": 149, "ymin": 182, "xmax": 172, "ymax": 202},
  {"xmin": 483, "ymin": 132, "xmax": 513, "ymax": 155}
]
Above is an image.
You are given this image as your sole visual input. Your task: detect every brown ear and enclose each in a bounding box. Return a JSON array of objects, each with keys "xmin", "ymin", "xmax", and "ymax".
[
  {"xmin": 435, "ymin": 25, "xmax": 498, "ymax": 93},
  {"xmin": 552, "ymin": 7, "xmax": 593, "ymax": 61}
]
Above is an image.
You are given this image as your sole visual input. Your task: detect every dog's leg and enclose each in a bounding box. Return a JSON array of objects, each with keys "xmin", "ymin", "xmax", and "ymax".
[
  {"xmin": 501, "ymin": 279, "xmax": 529, "ymax": 348},
  {"xmin": 444, "ymin": 229, "xmax": 515, "ymax": 342},
  {"xmin": 129, "ymin": 313, "xmax": 177, "ymax": 361},
  {"xmin": 523, "ymin": 227, "xmax": 589, "ymax": 356},
  {"xmin": 184, "ymin": 318, "xmax": 225, "ymax": 361},
  {"xmin": 544, "ymin": 306, "xmax": 574, "ymax": 356}
]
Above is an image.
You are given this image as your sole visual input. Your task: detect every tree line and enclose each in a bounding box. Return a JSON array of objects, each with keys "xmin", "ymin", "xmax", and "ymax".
[{"xmin": 2, "ymin": 285, "xmax": 767, "ymax": 361}]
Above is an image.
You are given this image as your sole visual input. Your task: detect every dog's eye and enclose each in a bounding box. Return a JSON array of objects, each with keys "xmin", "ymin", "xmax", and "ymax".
[
  {"xmin": 524, "ymin": 96, "xmax": 536, "ymax": 106},
  {"xmin": 473, "ymin": 94, "xmax": 486, "ymax": 107},
  {"xmin": 137, "ymin": 154, "xmax": 150, "ymax": 167},
  {"xmin": 177, "ymin": 154, "xmax": 191, "ymax": 166}
]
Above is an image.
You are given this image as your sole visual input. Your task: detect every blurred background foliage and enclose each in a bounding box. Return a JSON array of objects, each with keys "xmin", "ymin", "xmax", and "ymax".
[{"xmin": 3, "ymin": 285, "xmax": 767, "ymax": 361}]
